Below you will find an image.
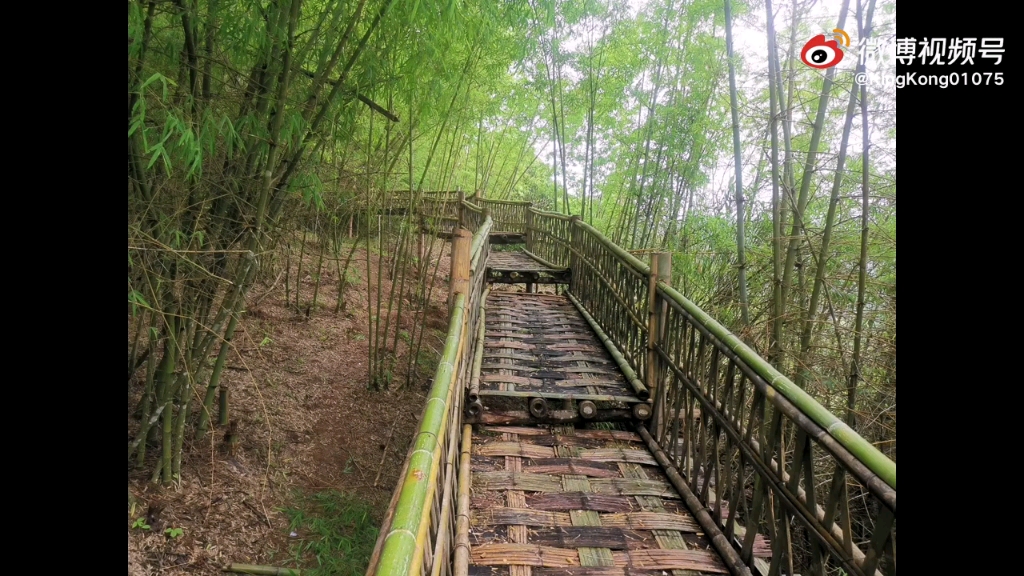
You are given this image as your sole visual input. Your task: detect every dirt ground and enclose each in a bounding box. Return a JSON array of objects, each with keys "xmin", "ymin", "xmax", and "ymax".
[{"xmin": 128, "ymin": 236, "xmax": 454, "ymax": 575}]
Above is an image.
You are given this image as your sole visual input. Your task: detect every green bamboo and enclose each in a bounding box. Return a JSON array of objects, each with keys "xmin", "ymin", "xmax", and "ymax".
[
  {"xmin": 527, "ymin": 206, "xmax": 572, "ymax": 221},
  {"xmin": 656, "ymin": 282, "xmax": 896, "ymax": 489},
  {"xmin": 375, "ymin": 293, "xmax": 466, "ymax": 576},
  {"xmin": 565, "ymin": 291, "xmax": 648, "ymax": 400},
  {"xmin": 453, "ymin": 424, "xmax": 472, "ymax": 576}
]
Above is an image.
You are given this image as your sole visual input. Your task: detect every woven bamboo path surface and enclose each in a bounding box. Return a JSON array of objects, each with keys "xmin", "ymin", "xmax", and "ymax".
[
  {"xmin": 480, "ymin": 292, "xmax": 636, "ymax": 402},
  {"xmin": 465, "ymin": 423, "xmax": 770, "ymax": 576},
  {"xmin": 486, "ymin": 252, "xmax": 570, "ymax": 285}
]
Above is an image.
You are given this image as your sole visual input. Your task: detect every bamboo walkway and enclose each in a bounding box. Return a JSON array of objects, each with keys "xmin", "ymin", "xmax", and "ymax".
[
  {"xmin": 370, "ymin": 204, "xmax": 896, "ymax": 576},
  {"xmin": 467, "ymin": 285, "xmax": 769, "ymax": 576}
]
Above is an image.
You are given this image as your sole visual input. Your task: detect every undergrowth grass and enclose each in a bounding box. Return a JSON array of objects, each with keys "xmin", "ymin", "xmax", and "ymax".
[{"xmin": 283, "ymin": 490, "xmax": 379, "ymax": 576}]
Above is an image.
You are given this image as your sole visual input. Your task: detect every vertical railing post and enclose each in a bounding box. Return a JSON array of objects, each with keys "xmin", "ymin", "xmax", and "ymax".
[
  {"xmin": 525, "ymin": 205, "xmax": 534, "ymax": 252},
  {"xmin": 449, "ymin": 228, "xmax": 472, "ymax": 315},
  {"xmin": 648, "ymin": 252, "xmax": 671, "ymax": 436},
  {"xmin": 568, "ymin": 215, "xmax": 581, "ymax": 295},
  {"xmin": 456, "ymin": 191, "xmax": 466, "ymax": 228}
]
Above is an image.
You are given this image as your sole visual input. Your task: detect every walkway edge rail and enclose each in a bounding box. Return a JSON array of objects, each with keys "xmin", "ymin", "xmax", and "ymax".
[{"xmin": 369, "ymin": 214, "xmax": 492, "ymax": 576}]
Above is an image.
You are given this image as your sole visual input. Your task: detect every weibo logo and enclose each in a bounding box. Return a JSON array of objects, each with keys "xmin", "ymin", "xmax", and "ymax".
[{"xmin": 801, "ymin": 29, "xmax": 850, "ymax": 69}]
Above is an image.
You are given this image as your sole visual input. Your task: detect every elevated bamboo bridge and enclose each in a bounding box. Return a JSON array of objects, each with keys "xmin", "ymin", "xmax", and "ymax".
[{"xmin": 365, "ymin": 196, "xmax": 896, "ymax": 576}]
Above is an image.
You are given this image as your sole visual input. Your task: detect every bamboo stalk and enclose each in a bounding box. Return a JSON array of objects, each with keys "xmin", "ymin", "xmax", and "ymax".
[
  {"xmin": 469, "ymin": 217, "xmax": 494, "ymax": 274},
  {"xmin": 469, "ymin": 288, "xmax": 488, "ymax": 404},
  {"xmin": 573, "ymin": 219, "xmax": 649, "ymax": 274},
  {"xmin": 449, "ymin": 228, "xmax": 472, "ymax": 315},
  {"xmin": 565, "ymin": 291, "xmax": 648, "ymax": 400},
  {"xmin": 453, "ymin": 425, "xmax": 473, "ymax": 576},
  {"xmin": 649, "ymin": 252, "xmax": 671, "ymax": 437},
  {"xmin": 527, "ymin": 206, "xmax": 572, "ymax": 221}
]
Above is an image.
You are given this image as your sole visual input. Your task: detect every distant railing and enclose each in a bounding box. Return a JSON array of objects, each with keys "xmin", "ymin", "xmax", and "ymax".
[
  {"xmin": 367, "ymin": 213, "xmax": 493, "ymax": 576},
  {"xmin": 523, "ymin": 207, "xmax": 896, "ymax": 576},
  {"xmin": 524, "ymin": 207, "xmax": 571, "ymax": 267},
  {"xmin": 474, "ymin": 198, "xmax": 530, "ymax": 233}
]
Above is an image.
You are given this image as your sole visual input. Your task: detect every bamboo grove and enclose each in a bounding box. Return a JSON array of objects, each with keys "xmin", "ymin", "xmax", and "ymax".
[{"xmin": 127, "ymin": 0, "xmax": 896, "ymax": 492}]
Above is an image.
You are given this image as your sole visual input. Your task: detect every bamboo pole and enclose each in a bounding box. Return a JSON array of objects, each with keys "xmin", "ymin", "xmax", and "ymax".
[
  {"xmin": 565, "ymin": 291, "xmax": 649, "ymax": 400},
  {"xmin": 468, "ymin": 287, "xmax": 489, "ymax": 411},
  {"xmin": 449, "ymin": 228, "xmax": 472, "ymax": 316},
  {"xmin": 528, "ymin": 206, "xmax": 572, "ymax": 221},
  {"xmin": 366, "ymin": 435, "xmax": 418, "ymax": 576},
  {"xmin": 453, "ymin": 424, "xmax": 473, "ymax": 576},
  {"xmin": 469, "ymin": 217, "xmax": 494, "ymax": 271},
  {"xmin": 646, "ymin": 254, "xmax": 661, "ymax": 407},
  {"xmin": 636, "ymin": 425, "xmax": 753, "ymax": 576},
  {"xmin": 649, "ymin": 252, "xmax": 671, "ymax": 437},
  {"xmin": 475, "ymin": 389, "xmax": 642, "ymax": 403},
  {"xmin": 522, "ymin": 249, "xmax": 563, "ymax": 271},
  {"xmin": 573, "ymin": 218, "xmax": 649, "ymax": 274},
  {"xmin": 375, "ymin": 295, "xmax": 466, "ymax": 576},
  {"xmin": 655, "ymin": 282, "xmax": 896, "ymax": 490},
  {"xmin": 525, "ymin": 206, "xmax": 534, "ymax": 251}
]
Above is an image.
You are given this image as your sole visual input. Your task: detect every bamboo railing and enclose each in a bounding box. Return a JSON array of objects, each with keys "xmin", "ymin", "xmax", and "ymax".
[
  {"xmin": 524, "ymin": 206, "xmax": 571, "ymax": 267},
  {"xmin": 367, "ymin": 213, "xmax": 492, "ymax": 576},
  {"xmin": 474, "ymin": 199, "xmax": 530, "ymax": 234},
  {"xmin": 522, "ymin": 206, "xmax": 896, "ymax": 576}
]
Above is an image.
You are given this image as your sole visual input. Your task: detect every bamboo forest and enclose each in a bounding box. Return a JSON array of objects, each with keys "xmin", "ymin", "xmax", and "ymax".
[{"xmin": 127, "ymin": 0, "xmax": 896, "ymax": 574}]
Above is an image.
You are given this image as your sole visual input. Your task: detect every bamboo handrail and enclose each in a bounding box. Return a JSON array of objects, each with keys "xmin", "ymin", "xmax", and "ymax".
[
  {"xmin": 375, "ymin": 294, "xmax": 466, "ymax": 576},
  {"xmin": 656, "ymin": 281, "xmax": 895, "ymax": 490}
]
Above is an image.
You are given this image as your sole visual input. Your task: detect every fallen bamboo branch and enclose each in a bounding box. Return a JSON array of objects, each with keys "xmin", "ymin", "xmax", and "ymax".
[{"xmin": 225, "ymin": 563, "xmax": 300, "ymax": 576}]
